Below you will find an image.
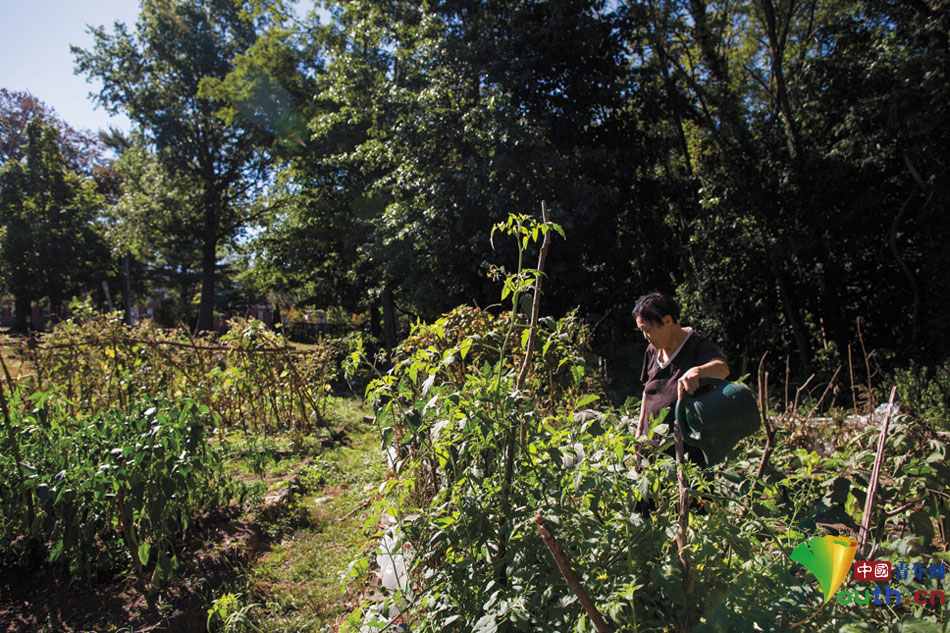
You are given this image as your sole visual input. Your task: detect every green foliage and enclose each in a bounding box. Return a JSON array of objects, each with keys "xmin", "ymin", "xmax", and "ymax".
[
  {"xmin": 25, "ymin": 304, "xmax": 344, "ymax": 438},
  {"xmin": 105, "ymin": 139, "xmax": 204, "ymax": 289},
  {"xmin": 0, "ymin": 387, "xmax": 244, "ymax": 591},
  {"xmin": 186, "ymin": 0, "xmax": 950, "ymax": 378},
  {"xmin": 353, "ymin": 335, "xmax": 950, "ymax": 631},
  {"xmin": 250, "ymin": 0, "xmax": 665, "ymax": 325},
  {"xmin": 664, "ymin": 0, "xmax": 950, "ymax": 371},
  {"xmin": 207, "ymin": 592, "xmax": 263, "ymax": 633},
  {"xmin": 73, "ymin": 0, "xmax": 284, "ymax": 331},
  {"xmin": 340, "ymin": 216, "xmax": 950, "ymax": 633},
  {"xmin": 0, "ymin": 120, "xmax": 111, "ymax": 327},
  {"xmin": 888, "ymin": 363, "xmax": 950, "ymax": 431}
]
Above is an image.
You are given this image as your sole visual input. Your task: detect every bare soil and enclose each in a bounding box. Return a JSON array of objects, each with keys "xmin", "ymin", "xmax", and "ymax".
[{"xmin": 0, "ymin": 510, "xmax": 266, "ymax": 633}]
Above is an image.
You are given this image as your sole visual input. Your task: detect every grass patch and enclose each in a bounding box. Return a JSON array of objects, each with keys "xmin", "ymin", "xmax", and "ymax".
[
  {"xmin": 212, "ymin": 399, "xmax": 386, "ymax": 633},
  {"xmin": 0, "ymin": 332, "xmax": 32, "ymax": 379}
]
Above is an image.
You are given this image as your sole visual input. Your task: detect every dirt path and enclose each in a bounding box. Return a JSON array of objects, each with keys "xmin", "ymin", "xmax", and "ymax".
[{"xmin": 0, "ymin": 415, "xmax": 384, "ymax": 633}]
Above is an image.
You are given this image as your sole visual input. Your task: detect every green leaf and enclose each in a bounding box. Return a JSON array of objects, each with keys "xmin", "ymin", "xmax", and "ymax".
[
  {"xmin": 343, "ymin": 556, "xmax": 369, "ymax": 593},
  {"xmin": 570, "ymin": 365, "xmax": 584, "ymax": 384},
  {"xmin": 149, "ymin": 548, "xmax": 173, "ymax": 592},
  {"xmin": 519, "ymin": 293, "xmax": 533, "ymax": 316},
  {"xmin": 576, "ymin": 394, "xmax": 599, "ymax": 408},
  {"xmin": 908, "ymin": 510, "xmax": 934, "ymax": 545},
  {"xmin": 473, "ymin": 613, "xmax": 498, "ymax": 633},
  {"xmin": 138, "ymin": 541, "xmax": 151, "ymax": 567}
]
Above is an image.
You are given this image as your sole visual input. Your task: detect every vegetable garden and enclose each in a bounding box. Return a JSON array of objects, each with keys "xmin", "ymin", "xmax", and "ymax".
[
  {"xmin": 0, "ymin": 218, "xmax": 948, "ymax": 633},
  {"xmin": 0, "ymin": 305, "xmax": 351, "ymax": 614},
  {"xmin": 340, "ymin": 216, "xmax": 950, "ymax": 633},
  {"xmin": 3, "ymin": 0, "xmax": 950, "ymax": 629}
]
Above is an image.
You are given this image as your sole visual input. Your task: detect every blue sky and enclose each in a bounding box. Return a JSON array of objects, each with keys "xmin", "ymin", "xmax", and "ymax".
[
  {"xmin": 0, "ymin": 0, "xmax": 140, "ymax": 133},
  {"xmin": 0, "ymin": 0, "xmax": 321, "ymax": 136}
]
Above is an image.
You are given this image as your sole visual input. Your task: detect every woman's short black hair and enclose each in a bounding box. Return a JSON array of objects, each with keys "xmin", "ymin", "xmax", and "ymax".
[{"xmin": 632, "ymin": 292, "xmax": 680, "ymax": 326}]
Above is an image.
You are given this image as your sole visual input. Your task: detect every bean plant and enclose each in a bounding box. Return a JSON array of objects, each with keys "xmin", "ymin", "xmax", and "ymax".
[{"xmin": 21, "ymin": 303, "xmax": 343, "ymax": 437}]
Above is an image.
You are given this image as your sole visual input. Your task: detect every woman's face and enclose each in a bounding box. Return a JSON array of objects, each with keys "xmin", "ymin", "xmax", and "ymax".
[{"xmin": 636, "ymin": 315, "xmax": 674, "ymax": 349}]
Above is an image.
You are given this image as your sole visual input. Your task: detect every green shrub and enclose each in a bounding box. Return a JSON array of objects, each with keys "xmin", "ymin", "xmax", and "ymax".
[
  {"xmin": 889, "ymin": 362, "xmax": 950, "ymax": 431},
  {"xmin": 0, "ymin": 389, "xmax": 246, "ymax": 590}
]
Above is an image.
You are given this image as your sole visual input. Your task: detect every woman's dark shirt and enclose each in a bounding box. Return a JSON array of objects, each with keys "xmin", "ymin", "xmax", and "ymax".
[{"xmin": 639, "ymin": 331, "xmax": 725, "ymax": 426}]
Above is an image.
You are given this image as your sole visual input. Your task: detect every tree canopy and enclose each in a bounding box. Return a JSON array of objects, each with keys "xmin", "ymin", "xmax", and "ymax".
[
  {"xmin": 0, "ymin": 0, "xmax": 943, "ymax": 379},
  {"xmin": 73, "ymin": 0, "xmax": 283, "ymax": 331},
  {"xmin": 0, "ymin": 120, "xmax": 110, "ymax": 329}
]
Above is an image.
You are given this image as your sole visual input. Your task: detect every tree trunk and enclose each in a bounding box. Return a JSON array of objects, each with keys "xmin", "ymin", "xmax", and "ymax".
[
  {"xmin": 123, "ymin": 253, "xmax": 133, "ymax": 326},
  {"xmin": 765, "ymin": 246, "xmax": 812, "ymax": 371},
  {"xmin": 196, "ymin": 209, "xmax": 220, "ymax": 333},
  {"xmin": 369, "ymin": 303, "xmax": 381, "ymax": 340},
  {"xmin": 382, "ymin": 285, "xmax": 397, "ymax": 353},
  {"xmin": 759, "ymin": 0, "xmax": 801, "ymax": 163},
  {"xmin": 14, "ymin": 294, "xmax": 31, "ymax": 332},
  {"xmin": 48, "ymin": 293, "xmax": 62, "ymax": 328}
]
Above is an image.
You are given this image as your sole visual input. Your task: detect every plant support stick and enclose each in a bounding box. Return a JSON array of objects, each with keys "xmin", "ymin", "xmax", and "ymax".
[
  {"xmin": 672, "ymin": 414, "xmax": 694, "ymax": 633},
  {"xmin": 535, "ymin": 511, "xmax": 612, "ymax": 633},
  {"xmin": 858, "ymin": 386, "xmax": 897, "ymax": 558}
]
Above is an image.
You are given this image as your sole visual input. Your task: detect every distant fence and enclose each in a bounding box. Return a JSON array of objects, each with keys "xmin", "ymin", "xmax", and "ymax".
[{"xmin": 0, "ymin": 317, "xmax": 345, "ymax": 436}]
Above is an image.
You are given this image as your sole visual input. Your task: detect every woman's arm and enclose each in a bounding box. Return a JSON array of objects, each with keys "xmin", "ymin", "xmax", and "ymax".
[
  {"xmin": 677, "ymin": 359, "xmax": 730, "ymax": 399},
  {"xmin": 636, "ymin": 388, "xmax": 649, "ymax": 437}
]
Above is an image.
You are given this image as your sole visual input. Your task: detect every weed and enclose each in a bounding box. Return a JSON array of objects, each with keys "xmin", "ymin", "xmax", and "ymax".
[{"xmin": 207, "ymin": 592, "xmax": 263, "ymax": 633}]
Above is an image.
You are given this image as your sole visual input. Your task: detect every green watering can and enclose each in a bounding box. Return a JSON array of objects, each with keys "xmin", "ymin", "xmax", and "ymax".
[{"xmin": 675, "ymin": 377, "xmax": 761, "ymax": 468}]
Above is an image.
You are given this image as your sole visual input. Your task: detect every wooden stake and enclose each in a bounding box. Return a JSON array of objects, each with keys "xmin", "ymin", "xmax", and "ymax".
[
  {"xmin": 805, "ymin": 365, "xmax": 842, "ymax": 421},
  {"xmin": 756, "ymin": 353, "xmax": 773, "ymax": 479},
  {"xmin": 535, "ymin": 511, "xmax": 612, "ymax": 633},
  {"xmin": 857, "ymin": 386, "xmax": 898, "ymax": 558},
  {"xmin": 672, "ymin": 415, "xmax": 694, "ymax": 633},
  {"xmin": 848, "ymin": 343, "xmax": 858, "ymax": 411}
]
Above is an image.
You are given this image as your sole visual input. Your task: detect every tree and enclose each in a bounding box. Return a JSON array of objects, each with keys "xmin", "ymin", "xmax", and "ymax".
[
  {"xmin": 106, "ymin": 138, "xmax": 205, "ymax": 322},
  {"xmin": 73, "ymin": 0, "xmax": 279, "ymax": 331},
  {"xmin": 0, "ymin": 88, "xmax": 111, "ymax": 179},
  {"xmin": 294, "ymin": 1, "xmax": 669, "ymax": 323},
  {"xmin": 205, "ymin": 0, "xmax": 950, "ymax": 379},
  {"xmin": 630, "ymin": 0, "xmax": 950, "ymax": 372},
  {"xmin": 0, "ymin": 120, "xmax": 110, "ymax": 330},
  {"xmin": 193, "ymin": 14, "xmax": 371, "ymax": 316}
]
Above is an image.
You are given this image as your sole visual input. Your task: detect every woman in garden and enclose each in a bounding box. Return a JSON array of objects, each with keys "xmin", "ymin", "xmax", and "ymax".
[{"xmin": 634, "ymin": 292, "xmax": 730, "ymax": 440}]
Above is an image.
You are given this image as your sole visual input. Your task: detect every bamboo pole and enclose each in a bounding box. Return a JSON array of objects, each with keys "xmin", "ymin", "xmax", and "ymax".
[
  {"xmin": 672, "ymin": 414, "xmax": 694, "ymax": 633},
  {"xmin": 500, "ymin": 201, "xmax": 554, "ymax": 586},
  {"xmin": 857, "ymin": 386, "xmax": 898, "ymax": 558},
  {"xmin": 756, "ymin": 355, "xmax": 774, "ymax": 479},
  {"xmin": 14, "ymin": 336, "xmax": 316, "ymax": 354}
]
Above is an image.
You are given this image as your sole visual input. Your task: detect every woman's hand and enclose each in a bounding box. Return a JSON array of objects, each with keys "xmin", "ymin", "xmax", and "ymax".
[
  {"xmin": 677, "ymin": 367, "xmax": 702, "ymax": 400},
  {"xmin": 677, "ymin": 359, "xmax": 729, "ymax": 400}
]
